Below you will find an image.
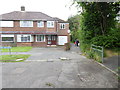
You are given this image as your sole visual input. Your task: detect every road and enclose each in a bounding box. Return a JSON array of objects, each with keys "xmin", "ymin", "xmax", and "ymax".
[{"xmin": 2, "ymin": 46, "xmax": 118, "ymax": 88}]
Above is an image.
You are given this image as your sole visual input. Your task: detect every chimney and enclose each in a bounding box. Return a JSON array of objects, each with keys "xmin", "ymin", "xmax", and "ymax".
[{"xmin": 21, "ymin": 6, "xmax": 25, "ymax": 11}]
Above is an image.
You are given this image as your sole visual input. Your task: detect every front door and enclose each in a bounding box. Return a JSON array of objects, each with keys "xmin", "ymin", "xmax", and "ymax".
[{"xmin": 47, "ymin": 35, "xmax": 57, "ymax": 45}]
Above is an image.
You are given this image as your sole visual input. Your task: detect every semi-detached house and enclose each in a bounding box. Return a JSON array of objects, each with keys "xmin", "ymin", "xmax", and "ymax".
[{"xmin": 0, "ymin": 6, "xmax": 70, "ymax": 47}]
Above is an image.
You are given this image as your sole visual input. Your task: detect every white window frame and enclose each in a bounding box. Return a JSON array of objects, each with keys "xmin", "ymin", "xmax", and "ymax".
[
  {"xmin": 20, "ymin": 21, "xmax": 33, "ymax": 27},
  {"xmin": 47, "ymin": 21, "xmax": 54, "ymax": 28},
  {"xmin": 1, "ymin": 34, "xmax": 14, "ymax": 42},
  {"xmin": 17, "ymin": 35, "xmax": 32, "ymax": 42},
  {"xmin": 60, "ymin": 23, "xmax": 66, "ymax": 29},
  {"xmin": 36, "ymin": 35, "xmax": 45, "ymax": 42},
  {"xmin": 0, "ymin": 21, "xmax": 14, "ymax": 27},
  {"xmin": 37, "ymin": 21, "xmax": 44, "ymax": 27}
]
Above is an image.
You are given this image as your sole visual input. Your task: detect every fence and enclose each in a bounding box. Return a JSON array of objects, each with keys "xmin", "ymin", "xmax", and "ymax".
[{"xmin": 91, "ymin": 44, "xmax": 104, "ymax": 63}]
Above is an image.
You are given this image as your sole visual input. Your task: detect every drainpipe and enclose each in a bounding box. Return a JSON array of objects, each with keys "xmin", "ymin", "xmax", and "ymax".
[{"xmin": 56, "ymin": 21, "xmax": 59, "ymax": 45}]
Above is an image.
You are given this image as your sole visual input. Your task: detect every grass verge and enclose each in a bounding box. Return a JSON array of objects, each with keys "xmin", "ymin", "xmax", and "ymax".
[
  {"xmin": 0, "ymin": 54, "xmax": 30, "ymax": 62},
  {"xmin": 1, "ymin": 47, "xmax": 32, "ymax": 52}
]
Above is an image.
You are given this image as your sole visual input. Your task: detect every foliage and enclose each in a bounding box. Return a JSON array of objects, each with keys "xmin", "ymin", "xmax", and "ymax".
[
  {"xmin": 69, "ymin": 1, "xmax": 120, "ymax": 62},
  {"xmin": 0, "ymin": 54, "xmax": 30, "ymax": 62},
  {"xmin": 71, "ymin": 1, "xmax": 120, "ymax": 48},
  {"xmin": 1, "ymin": 47, "xmax": 32, "ymax": 52},
  {"xmin": 64, "ymin": 43, "xmax": 71, "ymax": 51},
  {"xmin": 68, "ymin": 15, "xmax": 81, "ymax": 42}
]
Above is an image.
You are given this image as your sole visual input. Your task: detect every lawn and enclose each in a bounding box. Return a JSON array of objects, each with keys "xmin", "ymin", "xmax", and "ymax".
[
  {"xmin": 1, "ymin": 47, "xmax": 32, "ymax": 52},
  {"xmin": 0, "ymin": 54, "xmax": 30, "ymax": 62}
]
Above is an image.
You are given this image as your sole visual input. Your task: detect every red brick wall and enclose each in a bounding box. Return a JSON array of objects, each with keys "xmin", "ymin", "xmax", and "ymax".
[
  {"xmin": 32, "ymin": 42, "xmax": 47, "ymax": 47},
  {"xmin": 57, "ymin": 23, "xmax": 69, "ymax": 35},
  {"xmin": 17, "ymin": 42, "xmax": 32, "ymax": 47},
  {"xmin": 1, "ymin": 21, "xmax": 70, "ymax": 46},
  {"xmin": 1, "ymin": 21, "xmax": 57, "ymax": 32},
  {"xmin": 1, "ymin": 42, "xmax": 17, "ymax": 47}
]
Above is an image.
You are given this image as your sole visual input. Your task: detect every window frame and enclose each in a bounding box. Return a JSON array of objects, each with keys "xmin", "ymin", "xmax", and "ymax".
[
  {"xmin": 1, "ymin": 34, "xmax": 14, "ymax": 42},
  {"xmin": 0, "ymin": 21, "xmax": 14, "ymax": 27},
  {"xmin": 36, "ymin": 35, "xmax": 45, "ymax": 42},
  {"xmin": 60, "ymin": 23, "xmax": 66, "ymax": 29},
  {"xmin": 37, "ymin": 21, "xmax": 44, "ymax": 27},
  {"xmin": 47, "ymin": 21, "xmax": 54, "ymax": 28},
  {"xmin": 20, "ymin": 21, "xmax": 33, "ymax": 27},
  {"xmin": 20, "ymin": 35, "xmax": 31, "ymax": 42}
]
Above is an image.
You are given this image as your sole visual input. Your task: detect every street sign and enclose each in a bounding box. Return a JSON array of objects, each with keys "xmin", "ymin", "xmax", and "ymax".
[{"xmin": 0, "ymin": 47, "xmax": 11, "ymax": 55}]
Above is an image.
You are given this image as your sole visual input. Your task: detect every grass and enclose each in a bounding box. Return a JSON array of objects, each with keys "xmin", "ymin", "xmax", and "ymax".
[
  {"xmin": 1, "ymin": 47, "xmax": 32, "ymax": 52},
  {"xmin": 104, "ymin": 49, "xmax": 119, "ymax": 58},
  {"xmin": 0, "ymin": 54, "xmax": 30, "ymax": 62}
]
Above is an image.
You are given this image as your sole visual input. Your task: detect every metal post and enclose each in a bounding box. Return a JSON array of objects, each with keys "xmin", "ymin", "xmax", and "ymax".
[
  {"xmin": 101, "ymin": 47, "xmax": 104, "ymax": 63},
  {"xmin": 9, "ymin": 48, "xmax": 11, "ymax": 55}
]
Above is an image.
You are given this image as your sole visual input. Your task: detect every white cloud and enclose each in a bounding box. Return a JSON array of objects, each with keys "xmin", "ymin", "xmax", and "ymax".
[{"xmin": 0, "ymin": 0, "xmax": 78, "ymax": 20}]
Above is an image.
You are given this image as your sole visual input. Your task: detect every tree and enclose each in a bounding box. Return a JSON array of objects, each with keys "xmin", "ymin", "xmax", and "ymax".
[
  {"xmin": 71, "ymin": 1, "xmax": 120, "ymax": 49},
  {"xmin": 67, "ymin": 15, "xmax": 81, "ymax": 42}
]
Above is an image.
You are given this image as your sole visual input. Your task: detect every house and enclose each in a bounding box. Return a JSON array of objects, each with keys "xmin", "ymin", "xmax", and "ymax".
[{"xmin": 0, "ymin": 6, "xmax": 70, "ymax": 47}]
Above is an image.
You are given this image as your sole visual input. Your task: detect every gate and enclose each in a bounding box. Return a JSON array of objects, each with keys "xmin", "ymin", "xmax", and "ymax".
[{"xmin": 91, "ymin": 44, "xmax": 104, "ymax": 63}]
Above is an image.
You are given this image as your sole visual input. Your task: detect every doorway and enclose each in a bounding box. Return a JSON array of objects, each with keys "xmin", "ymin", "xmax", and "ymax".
[{"xmin": 47, "ymin": 35, "xmax": 57, "ymax": 45}]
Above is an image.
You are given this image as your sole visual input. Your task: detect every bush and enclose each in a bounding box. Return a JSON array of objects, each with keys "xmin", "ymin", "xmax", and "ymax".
[
  {"xmin": 91, "ymin": 28, "xmax": 120, "ymax": 48},
  {"xmin": 64, "ymin": 43, "xmax": 71, "ymax": 51},
  {"xmin": 87, "ymin": 51, "xmax": 94, "ymax": 59}
]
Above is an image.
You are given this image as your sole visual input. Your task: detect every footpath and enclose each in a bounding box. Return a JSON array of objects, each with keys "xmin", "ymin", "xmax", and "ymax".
[{"xmin": 70, "ymin": 43, "xmax": 119, "ymax": 74}]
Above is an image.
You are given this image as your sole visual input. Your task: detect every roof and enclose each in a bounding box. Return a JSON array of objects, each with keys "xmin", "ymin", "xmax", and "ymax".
[
  {"xmin": 53, "ymin": 17, "xmax": 67, "ymax": 23},
  {"xmin": 0, "ymin": 11, "xmax": 67, "ymax": 23},
  {"xmin": 0, "ymin": 11, "xmax": 54, "ymax": 21}
]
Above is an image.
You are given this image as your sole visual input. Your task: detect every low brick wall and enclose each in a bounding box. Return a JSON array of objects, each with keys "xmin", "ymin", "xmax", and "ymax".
[
  {"xmin": 32, "ymin": 42, "xmax": 47, "ymax": 47},
  {"xmin": 1, "ymin": 42, "xmax": 17, "ymax": 47},
  {"xmin": 17, "ymin": 42, "xmax": 32, "ymax": 47}
]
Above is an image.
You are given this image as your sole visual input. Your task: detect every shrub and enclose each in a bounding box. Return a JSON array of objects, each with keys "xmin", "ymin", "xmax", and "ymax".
[
  {"xmin": 64, "ymin": 43, "xmax": 71, "ymax": 51},
  {"xmin": 87, "ymin": 51, "xmax": 94, "ymax": 59}
]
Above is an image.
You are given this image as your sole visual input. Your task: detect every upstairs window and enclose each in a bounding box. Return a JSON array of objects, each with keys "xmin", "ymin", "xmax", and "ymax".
[
  {"xmin": 37, "ymin": 21, "xmax": 44, "ymax": 27},
  {"xmin": 60, "ymin": 23, "xmax": 65, "ymax": 29},
  {"xmin": 0, "ymin": 21, "xmax": 14, "ymax": 27},
  {"xmin": 47, "ymin": 21, "xmax": 54, "ymax": 28},
  {"xmin": 20, "ymin": 21, "xmax": 33, "ymax": 27}
]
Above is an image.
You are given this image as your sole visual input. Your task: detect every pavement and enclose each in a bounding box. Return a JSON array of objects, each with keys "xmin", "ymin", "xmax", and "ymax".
[
  {"xmin": 103, "ymin": 56, "xmax": 119, "ymax": 73},
  {"xmin": 1, "ymin": 44, "xmax": 119, "ymax": 88}
]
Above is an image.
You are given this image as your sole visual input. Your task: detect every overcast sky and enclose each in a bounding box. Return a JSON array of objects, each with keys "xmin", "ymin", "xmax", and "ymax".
[{"xmin": 0, "ymin": 0, "xmax": 79, "ymax": 21}]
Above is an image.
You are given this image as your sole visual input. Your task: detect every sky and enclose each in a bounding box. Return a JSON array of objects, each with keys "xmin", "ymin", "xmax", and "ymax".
[{"xmin": 0, "ymin": 0, "xmax": 79, "ymax": 21}]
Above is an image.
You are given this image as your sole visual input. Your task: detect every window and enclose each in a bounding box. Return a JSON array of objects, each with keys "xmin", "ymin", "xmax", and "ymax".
[
  {"xmin": 1, "ymin": 35, "xmax": 14, "ymax": 42},
  {"xmin": 17, "ymin": 35, "xmax": 31, "ymax": 42},
  {"xmin": 37, "ymin": 21, "xmax": 44, "ymax": 27},
  {"xmin": 47, "ymin": 21, "xmax": 54, "ymax": 28},
  {"xmin": 20, "ymin": 21, "xmax": 33, "ymax": 27},
  {"xmin": 21, "ymin": 35, "xmax": 30, "ymax": 42},
  {"xmin": 0, "ymin": 21, "xmax": 13, "ymax": 27},
  {"xmin": 60, "ymin": 23, "xmax": 65, "ymax": 29},
  {"xmin": 36, "ymin": 35, "xmax": 45, "ymax": 42}
]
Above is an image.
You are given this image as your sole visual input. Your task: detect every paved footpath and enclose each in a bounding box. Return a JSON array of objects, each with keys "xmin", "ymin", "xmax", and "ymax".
[{"xmin": 2, "ymin": 45, "xmax": 118, "ymax": 88}]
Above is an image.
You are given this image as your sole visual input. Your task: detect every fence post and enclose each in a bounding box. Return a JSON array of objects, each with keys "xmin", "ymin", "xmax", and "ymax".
[{"xmin": 101, "ymin": 46, "xmax": 104, "ymax": 63}]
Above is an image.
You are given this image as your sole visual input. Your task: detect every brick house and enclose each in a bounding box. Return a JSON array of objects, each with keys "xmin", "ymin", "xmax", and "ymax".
[{"xmin": 0, "ymin": 6, "xmax": 70, "ymax": 47}]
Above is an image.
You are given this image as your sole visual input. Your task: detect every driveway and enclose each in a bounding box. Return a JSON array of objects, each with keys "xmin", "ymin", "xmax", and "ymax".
[{"xmin": 2, "ymin": 46, "xmax": 118, "ymax": 88}]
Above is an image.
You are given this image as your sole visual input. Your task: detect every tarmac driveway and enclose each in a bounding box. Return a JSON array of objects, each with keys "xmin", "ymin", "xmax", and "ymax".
[{"xmin": 2, "ymin": 47, "xmax": 118, "ymax": 88}]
